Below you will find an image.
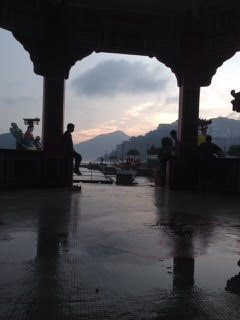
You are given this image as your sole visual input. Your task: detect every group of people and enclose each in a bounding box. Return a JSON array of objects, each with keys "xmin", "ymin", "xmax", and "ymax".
[
  {"xmin": 158, "ymin": 129, "xmax": 222, "ymax": 162},
  {"xmin": 156, "ymin": 128, "xmax": 222, "ymax": 186},
  {"xmin": 22, "ymin": 120, "xmax": 223, "ymax": 181},
  {"xmin": 60, "ymin": 122, "xmax": 225, "ymax": 187}
]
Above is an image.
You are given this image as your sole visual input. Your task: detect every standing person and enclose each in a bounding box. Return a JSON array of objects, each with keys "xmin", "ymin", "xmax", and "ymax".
[
  {"xmin": 62, "ymin": 123, "xmax": 82, "ymax": 175},
  {"xmin": 169, "ymin": 129, "xmax": 179, "ymax": 157},
  {"xmin": 155, "ymin": 137, "xmax": 173, "ymax": 186}
]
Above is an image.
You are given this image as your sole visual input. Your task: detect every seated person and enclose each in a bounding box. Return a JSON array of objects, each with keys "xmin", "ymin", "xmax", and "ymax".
[
  {"xmin": 198, "ymin": 135, "xmax": 222, "ymax": 160},
  {"xmin": 62, "ymin": 123, "xmax": 82, "ymax": 175},
  {"xmin": 198, "ymin": 135, "xmax": 222, "ymax": 189}
]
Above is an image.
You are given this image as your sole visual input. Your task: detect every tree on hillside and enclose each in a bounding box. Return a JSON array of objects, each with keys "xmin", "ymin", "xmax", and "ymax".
[
  {"xmin": 127, "ymin": 149, "xmax": 140, "ymax": 159},
  {"xmin": 227, "ymin": 145, "xmax": 240, "ymax": 157}
]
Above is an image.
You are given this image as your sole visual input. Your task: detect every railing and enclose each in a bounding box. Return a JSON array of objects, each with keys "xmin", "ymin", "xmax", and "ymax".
[
  {"xmin": 0, "ymin": 149, "xmax": 72, "ymax": 188},
  {"xmin": 167, "ymin": 157, "xmax": 240, "ymax": 192},
  {"xmin": 73, "ymin": 169, "xmax": 114, "ymax": 184}
]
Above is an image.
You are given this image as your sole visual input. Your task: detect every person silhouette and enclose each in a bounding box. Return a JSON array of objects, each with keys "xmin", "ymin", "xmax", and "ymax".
[
  {"xmin": 62, "ymin": 123, "xmax": 82, "ymax": 175},
  {"xmin": 198, "ymin": 135, "xmax": 222, "ymax": 191},
  {"xmin": 169, "ymin": 130, "xmax": 179, "ymax": 157},
  {"xmin": 198, "ymin": 135, "xmax": 222, "ymax": 160}
]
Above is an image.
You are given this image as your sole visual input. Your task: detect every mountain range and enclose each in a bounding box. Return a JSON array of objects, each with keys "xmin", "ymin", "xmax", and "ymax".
[
  {"xmin": 0, "ymin": 130, "xmax": 129, "ymax": 161},
  {"xmin": 74, "ymin": 130, "xmax": 129, "ymax": 161},
  {"xmin": 1, "ymin": 117, "xmax": 240, "ymax": 160},
  {"xmin": 115, "ymin": 117, "xmax": 240, "ymax": 160},
  {"xmin": 0, "ymin": 133, "xmax": 16, "ymax": 149}
]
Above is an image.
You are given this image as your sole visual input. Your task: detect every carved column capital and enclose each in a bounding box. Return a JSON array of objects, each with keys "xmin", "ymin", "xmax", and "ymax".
[
  {"xmin": 157, "ymin": 31, "xmax": 238, "ymax": 88},
  {"xmin": 13, "ymin": 31, "xmax": 92, "ymax": 79}
]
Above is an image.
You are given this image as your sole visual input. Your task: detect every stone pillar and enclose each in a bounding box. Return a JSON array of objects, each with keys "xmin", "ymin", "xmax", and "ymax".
[
  {"xmin": 42, "ymin": 75, "xmax": 65, "ymax": 154},
  {"xmin": 175, "ymin": 32, "xmax": 203, "ymax": 159},
  {"xmin": 178, "ymin": 84, "xmax": 200, "ymax": 158}
]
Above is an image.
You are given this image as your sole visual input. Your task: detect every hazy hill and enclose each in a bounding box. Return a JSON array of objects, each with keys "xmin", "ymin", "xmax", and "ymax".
[
  {"xmin": 0, "ymin": 133, "xmax": 16, "ymax": 149},
  {"xmin": 115, "ymin": 122, "xmax": 177, "ymax": 160},
  {"xmin": 74, "ymin": 130, "xmax": 129, "ymax": 161},
  {"xmin": 1, "ymin": 117, "xmax": 240, "ymax": 158},
  {"xmin": 208, "ymin": 117, "xmax": 240, "ymax": 151},
  {"xmin": 115, "ymin": 117, "xmax": 240, "ymax": 160},
  {"xmin": 0, "ymin": 130, "xmax": 129, "ymax": 160}
]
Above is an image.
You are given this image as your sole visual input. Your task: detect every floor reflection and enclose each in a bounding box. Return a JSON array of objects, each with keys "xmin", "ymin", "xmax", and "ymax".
[
  {"xmin": 173, "ymin": 257, "xmax": 194, "ymax": 290},
  {"xmin": 28, "ymin": 191, "xmax": 81, "ymax": 319},
  {"xmin": 154, "ymin": 186, "xmax": 240, "ymax": 301},
  {"xmin": 37, "ymin": 195, "xmax": 71, "ymax": 259},
  {"xmin": 1, "ymin": 181, "xmax": 240, "ymax": 319},
  {"xmin": 154, "ymin": 188, "xmax": 217, "ymax": 290}
]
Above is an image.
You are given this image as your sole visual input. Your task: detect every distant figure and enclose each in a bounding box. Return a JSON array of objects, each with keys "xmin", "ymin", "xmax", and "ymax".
[
  {"xmin": 62, "ymin": 123, "xmax": 82, "ymax": 175},
  {"xmin": 231, "ymin": 90, "xmax": 240, "ymax": 112},
  {"xmin": 159, "ymin": 137, "xmax": 173, "ymax": 162},
  {"xmin": 198, "ymin": 124, "xmax": 207, "ymax": 145},
  {"xmin": 169, "ymin": 129, "xmax": 179, "ymax": 157},
  {"xmin": 198, "ymin": 118, "xmax": 212, "ymax": 145},
  {"xmin": 155, "ymin": 137, "xmax": 173, "ymax": 186}
]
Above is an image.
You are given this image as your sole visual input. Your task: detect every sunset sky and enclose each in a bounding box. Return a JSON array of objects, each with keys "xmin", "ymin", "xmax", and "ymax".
[{"xmin": 1, "ymin": 28, "xmax": 240, "ymax": 143}]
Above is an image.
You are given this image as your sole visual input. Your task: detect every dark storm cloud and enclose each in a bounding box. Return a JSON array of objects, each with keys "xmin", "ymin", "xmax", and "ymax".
[{"xmin": 71, "ymin": 59, "xmax": 169, "ymax": 97}]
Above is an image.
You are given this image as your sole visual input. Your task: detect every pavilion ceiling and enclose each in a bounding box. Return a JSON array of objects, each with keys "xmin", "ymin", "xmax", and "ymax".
[{"xmin": 1, "ymin": 0, "xmax": 240, "ymax": 84}]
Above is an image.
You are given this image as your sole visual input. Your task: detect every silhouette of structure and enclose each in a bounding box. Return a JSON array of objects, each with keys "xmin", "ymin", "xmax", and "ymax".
[
  {"xmin": 10, "ymin": 118, "xmax": 41, "ymax": 151},
  {"xmin": 231, "ymin": 90, "xmax": 240, "ymax": 112},
  {"xmin": 1, "ymin": 1, "xmax": 240, "ymax": 188}
]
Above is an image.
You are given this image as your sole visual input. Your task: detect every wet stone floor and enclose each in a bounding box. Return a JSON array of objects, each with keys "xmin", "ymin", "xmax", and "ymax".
[{"xmin": 1, "ymin": 177, "xmax": 240, "ymax": 319}]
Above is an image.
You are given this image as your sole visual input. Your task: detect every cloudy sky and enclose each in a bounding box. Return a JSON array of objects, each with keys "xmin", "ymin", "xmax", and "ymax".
[{"xmin": 1, "ymin": 28, "xmax": 240, "ymax": 143}]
